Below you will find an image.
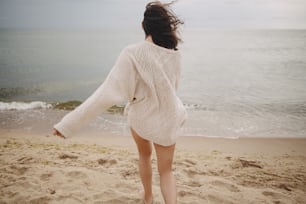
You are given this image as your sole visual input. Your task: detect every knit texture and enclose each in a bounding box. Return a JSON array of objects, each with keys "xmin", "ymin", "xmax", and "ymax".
[{"xmin": 54, "ymin": 41, "xmax": 187, "ymax": 146}]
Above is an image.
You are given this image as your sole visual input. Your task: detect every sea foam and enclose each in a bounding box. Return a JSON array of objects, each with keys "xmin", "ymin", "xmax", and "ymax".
[{"xmin": 0, "ymin": 101, "xmax": 52, "ymax": 110}]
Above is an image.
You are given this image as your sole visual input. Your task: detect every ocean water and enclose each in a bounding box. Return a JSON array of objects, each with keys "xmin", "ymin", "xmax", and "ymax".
[{"xmin": 0, "ymin": 29, "xmax": 306, "ymax": 138}]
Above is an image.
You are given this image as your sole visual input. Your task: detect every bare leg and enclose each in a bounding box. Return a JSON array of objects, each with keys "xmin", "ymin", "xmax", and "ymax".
[
  {"xmin": 154, "ymin": 143, "xmax": 176, "ymax": 204},
  {"xmin": 131, "ymin": 128, "xmax": 153, "ymax": 204}
]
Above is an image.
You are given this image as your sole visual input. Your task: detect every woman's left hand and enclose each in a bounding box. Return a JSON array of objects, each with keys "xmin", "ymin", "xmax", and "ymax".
[{"xmin": 53, "ymin": 128, "xmax": 66, "ymax": 139}]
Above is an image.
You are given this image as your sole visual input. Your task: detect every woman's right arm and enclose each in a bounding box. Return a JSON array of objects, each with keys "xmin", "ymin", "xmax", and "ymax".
[{"xmin": 53, "ymin": 48, "xmax": 136, "ymax": 138}]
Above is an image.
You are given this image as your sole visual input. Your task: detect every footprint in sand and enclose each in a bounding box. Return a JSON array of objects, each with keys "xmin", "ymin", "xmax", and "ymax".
[
  {"xmin": 97, "ymin": 158, "xmax": 117, "ymax": 167},
  {"xmin": 178, "ymin": 189, "xmax": 195, "ymax": 198},
  {"xmin": 186, "ymin": 181, "xmax": 202, "ymax": 187},
  {"xmin": 66, "ymin": 171, "xmax": 88, "ymax": 179},
  {"xmin": 40, "ymin": 172, "xmax": 53, "ymax": 181},
  {"xmin": 175, "ymin": 159, "xmax": 197, "ymax": 168},
  {"xmin": 210, "ymin": 180, "xmax": 241, "ymax": 192},
  {"xmin": 183, "ymin": 168, "xmax": 207, "ymax": 178},
  {"xmin": 29, "ymin": 196, "xmax": 52, "ymax": 204},
  {"xmin": 182, "ymin": 159, "xmax": 197, "ymax": 166},
  {"xmin": 58, "ymin": 153, "xmax": 78, "ymax": 160},
  {"xmin": 9, "ymin": 165, "xmax": 29, "ymax": 175},
  {"xmin": 120, "ymin": 168, "xmax": 138, "ymax": 179},
  {"xmin": 262, "ymin": 190, "xmax": 291, "ymax": 204},
  {"xmin": 93, "ymin": 189, "xmax": 141, "ymax": 204},
  {"xmin": 231, "ymin": 158, "xmax": 263, "ymax": 169},
  {"xmin": 17, "ymin": 156, "xmax": 33, "ymax": 164},
  {"xmin": 262, "ymin": 190, "xmax": 287, "ymax": 199},
  {"xmin": 207, "ymin": 194, "xmax": 234, "ymax": 204},
  {"xmin": 97, "ymin": 198, "xmax": 141, "ymax": 204},
  {"xmin": 240, "ymin": 159, "xmax": 263, "ymax": 168}
]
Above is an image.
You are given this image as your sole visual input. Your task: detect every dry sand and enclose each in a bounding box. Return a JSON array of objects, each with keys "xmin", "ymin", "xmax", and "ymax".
[{"xmin": 0, "ymin": 129, "xmax": 305, "ymax": 204}]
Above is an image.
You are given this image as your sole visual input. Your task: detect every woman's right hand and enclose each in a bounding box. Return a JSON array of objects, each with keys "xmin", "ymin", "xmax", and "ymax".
[{"xmin": 53, "ymin": 128, "xmax": 66, "ymax": 139}]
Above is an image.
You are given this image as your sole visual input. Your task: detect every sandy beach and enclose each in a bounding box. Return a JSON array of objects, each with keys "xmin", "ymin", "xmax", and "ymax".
[{"xmin": 0, "ymin": 129, "xmax": 305, "ymax": 204}]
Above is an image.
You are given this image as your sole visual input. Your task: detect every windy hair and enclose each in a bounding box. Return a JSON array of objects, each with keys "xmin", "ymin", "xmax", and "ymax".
[{"xmin": 143, "ymin": 1, "xmax": 184, "ymax": 50}]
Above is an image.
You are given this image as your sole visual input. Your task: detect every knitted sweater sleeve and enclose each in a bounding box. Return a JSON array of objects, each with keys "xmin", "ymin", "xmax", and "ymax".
[{"xmin": 53, "ymin": 48, "xmax": 135, "ymax": 138}]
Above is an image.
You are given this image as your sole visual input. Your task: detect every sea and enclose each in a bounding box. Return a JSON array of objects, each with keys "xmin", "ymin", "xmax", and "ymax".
[{"xmin": 0, "ymin": 29, "xmax": 306, "ymax": 138}]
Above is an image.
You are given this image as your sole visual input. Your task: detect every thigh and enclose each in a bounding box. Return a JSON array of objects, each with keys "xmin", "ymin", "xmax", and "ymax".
[
  {"xmin": 130, "ymin": 128, "xmax": 152, "ymax": 156},
  {"xmin": 154, "ymin": 143, "xmax": 176, "ymax": 172}
]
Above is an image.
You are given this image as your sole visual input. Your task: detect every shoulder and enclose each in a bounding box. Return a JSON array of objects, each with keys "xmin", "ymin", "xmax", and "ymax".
[
  {"xmin": 123, "ymin": 41, "xmax": 181, "ymax": 58},
  {"xmin": 118, "ymin": 42, "xmax": 153, "ymax": 64},
  {"xmin": 122, "ymin": 41, "xmax": 147, "ymax": 54}
]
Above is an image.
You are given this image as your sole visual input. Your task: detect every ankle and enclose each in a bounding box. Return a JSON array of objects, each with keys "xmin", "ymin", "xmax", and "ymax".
[
  {"xmin": 144, "ymin": 197, "xmax": 153, "ymax": 204},
  {"xmin": 143, "ymin": 192, "xmax": 153, "ymax": 204}
]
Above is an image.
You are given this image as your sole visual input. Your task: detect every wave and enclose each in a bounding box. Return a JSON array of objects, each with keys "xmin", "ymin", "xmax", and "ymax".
[
  {"xmin": 0, "ymin": 100, "xmax": 125, "ymax": 112},
  {"xmin": 0, "ymin": 100, "xmax": 204, "ymax": 112},
  {"xmin": 0, "ymin": 101, "xmax": 52, "ymax": 110}
]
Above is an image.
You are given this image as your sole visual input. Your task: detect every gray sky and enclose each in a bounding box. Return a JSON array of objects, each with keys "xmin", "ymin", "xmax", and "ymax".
[{"xmin": 0, "ymin": 0, "xmax": 306, "ymax": 29}]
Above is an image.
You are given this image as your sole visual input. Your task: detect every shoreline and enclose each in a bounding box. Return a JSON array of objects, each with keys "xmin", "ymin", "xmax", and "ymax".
[
  {"xmin": 1, "ymin": 128, "xmax": 306, "ymax": 154},
  {"xmin": 1, "ymin": 100, "xmax": 306, "ymax": 139}
]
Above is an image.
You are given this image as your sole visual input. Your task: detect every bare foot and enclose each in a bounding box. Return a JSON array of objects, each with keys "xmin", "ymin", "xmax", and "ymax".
[{"xmin": 141, "ymin": 191, "xmax": 153, "ymax": 204}]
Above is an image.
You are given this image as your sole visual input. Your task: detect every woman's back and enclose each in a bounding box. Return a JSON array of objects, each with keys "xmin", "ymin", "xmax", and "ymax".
[{"xmin": 123, "ymin": 40, "xmax": 186, "ymax": 146}]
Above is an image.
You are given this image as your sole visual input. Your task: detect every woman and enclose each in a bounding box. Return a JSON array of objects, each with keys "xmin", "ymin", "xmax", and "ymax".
[{"xmin": 53, "ymin": 1, "xmax": 186, "ymax": 203}]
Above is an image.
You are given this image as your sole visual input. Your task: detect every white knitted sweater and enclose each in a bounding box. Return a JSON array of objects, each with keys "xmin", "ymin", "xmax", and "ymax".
[{"xmin": 54, "ymin": 40, "xmax": 187, "ymax": 146}]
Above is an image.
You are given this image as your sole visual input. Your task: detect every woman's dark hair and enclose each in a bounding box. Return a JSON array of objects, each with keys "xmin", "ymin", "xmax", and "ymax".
[{"xmin": 143, "ymin": 1, "xmax": 183, "ymax": 50}]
